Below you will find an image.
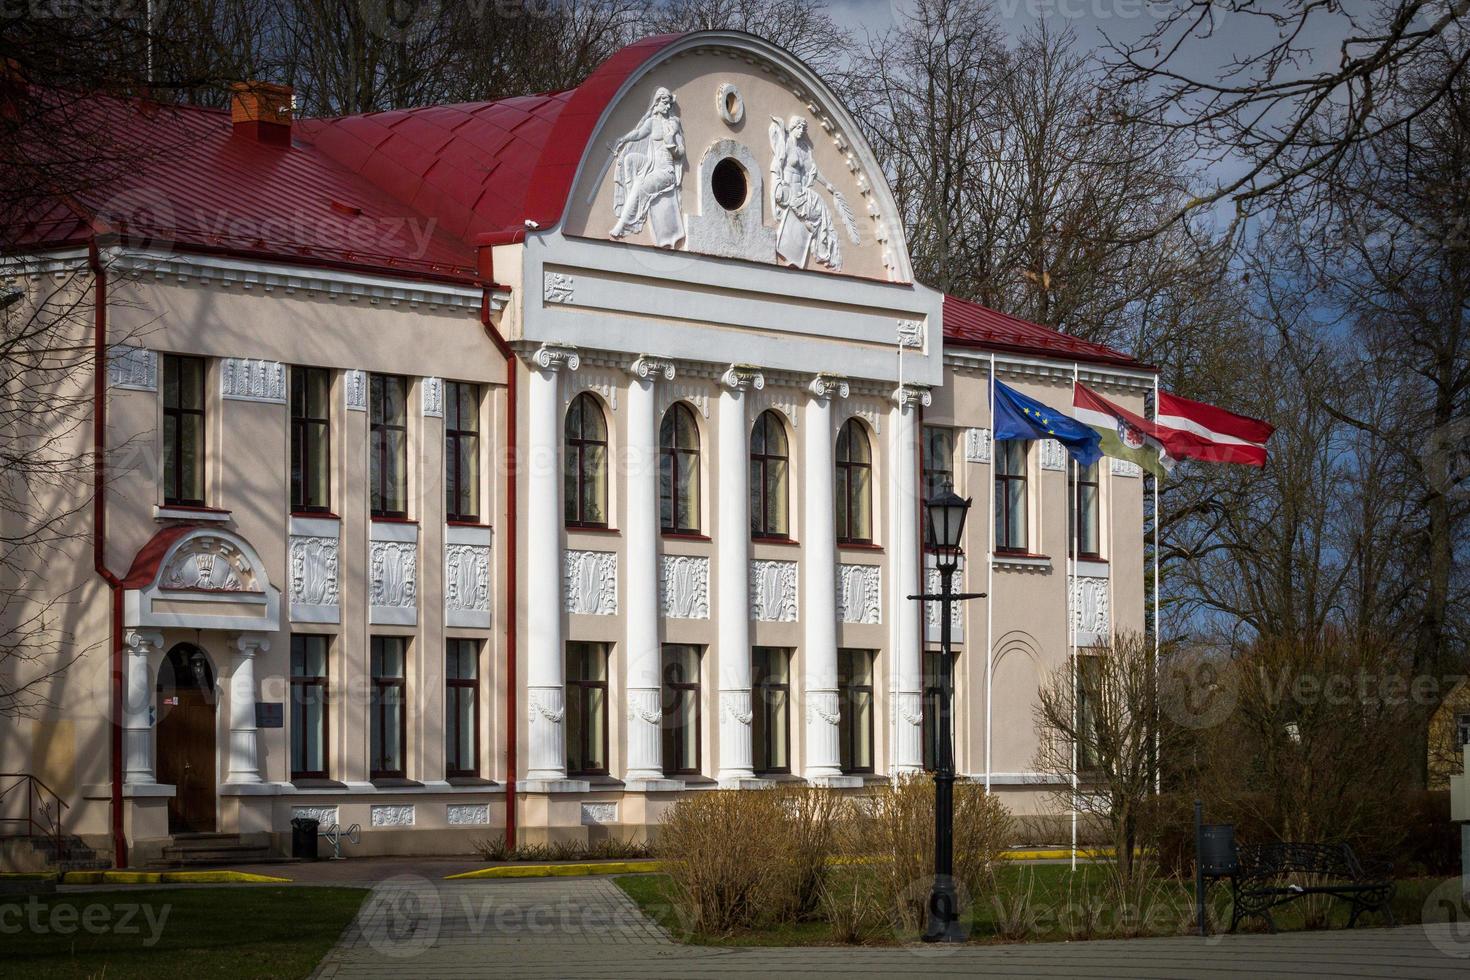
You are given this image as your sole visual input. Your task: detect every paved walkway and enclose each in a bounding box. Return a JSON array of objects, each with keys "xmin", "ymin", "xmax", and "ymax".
[{"xmin": 309, "ymin": 875, "xmax": 1470, "ymax": 978}]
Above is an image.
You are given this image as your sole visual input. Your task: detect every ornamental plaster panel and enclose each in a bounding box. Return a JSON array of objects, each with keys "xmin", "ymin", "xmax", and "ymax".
[
  {"xmin": 837, "ymin": 563, "xmax": 881, "ymax": 624},
  {"xmin": 108, "ymin": 345, "xmax": 156, "ymax": 391},
  {"xmin": 750, "ymin": 559, "xmax": 798, "ymax": 622},
  {"xmin": 564, "ymin": 550, "xmax": 618, "ymax": 616},
  {"xmin": 370, "ymin": 804, "xmax": 415, "ymax": 827},
  {"xmin": 220, "ymin": 358, "xmax": 286, "ymax": 403},
  {"xmin": 660, "ymin": 555, "xmax": 710, "ymax": 619}
]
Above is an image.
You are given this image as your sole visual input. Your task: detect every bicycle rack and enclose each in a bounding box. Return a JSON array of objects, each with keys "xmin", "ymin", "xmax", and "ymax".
[{"xmin": 318, "ymin": 822, "xmax": 361, "ymax": 860}]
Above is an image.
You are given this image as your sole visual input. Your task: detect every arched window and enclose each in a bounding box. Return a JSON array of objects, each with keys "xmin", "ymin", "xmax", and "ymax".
[
  {"xmin": 835, "ymin": 419, "xmax": 873, "ymax": 544},
  {"xmin": 660, "ymin": 403, "xmax": 701, "ymax": 533},
  {"xmin": 750, "ymin": 410, "xmax": 790, "ymax": 538},
  {"xmin": 565, "ymin": 393, "xmax": 609, "ymax": 527}
]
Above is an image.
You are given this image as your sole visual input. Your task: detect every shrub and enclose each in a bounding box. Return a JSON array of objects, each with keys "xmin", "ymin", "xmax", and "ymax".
[
  {"xmin": 471, "ymin": 836, "xmax": 652, "ymax": 862},
  {"xmin": 773, "ymin": 785, "xmax": 844, "ymax": 919}
]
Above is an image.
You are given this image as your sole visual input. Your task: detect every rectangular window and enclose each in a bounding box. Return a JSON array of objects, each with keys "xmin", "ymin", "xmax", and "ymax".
[
  {"xmin": 661, "ymin": 644, "xmax": 701, "ymax": 775},
  {"xmin": 1457, "ymin": 713, "xmax": 1470, "ymax": 750},
  {"xmin": 922, "ymin": 426, "xmax": 955, "ymax": 500},
  {"xmin": 445, "ymin": 381, "xmax": 481, "ymax": 522},
  {"xmin": 162, "ymin": 355, "xmax": 206, "ymax": 506},
  {"xmin": 752, "ymin": 647, "xmax": 791, "ymax": 774},
  {"xmin": 290, "ymin": 635, "xmax": 329, "ymax": 779},
  {"xmin": 921, "ymin": 650, "xmax": 956, "ymax": 772},
  {"xmin": 1077, "ymin": 654, "xmax": 1104, "ymax": 772},
  {"xmin": 370, "ymin": 636, "xmax": 407, "ymax": 778},
  {"xmin": 370, "ymin": 374, "xmax": 408, "ymax": 518},
  {"xmin": 566, "ymin": 642, "xmax": 609, "ymax": 776},
  {"xmin": 290, "ymin": 367, "xmax": 332, "ymax": 513},
  {"xmin": 995, "ymin": 440, "xmax": 1028, "ymax": 552},
  {"xmin": 838, "ymin": 649, "xmax": 874, "ymax": 774},
  {"xmin": 1069, "ymin": 459, "xmax": 1101, "ymax": 558},
  {"xmin": 446, "ymin": 639, "xmax": 479, "ymax": 777}
]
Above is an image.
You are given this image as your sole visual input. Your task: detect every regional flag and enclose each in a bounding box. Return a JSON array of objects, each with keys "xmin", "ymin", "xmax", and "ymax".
[
  {"xmin": 992, "ymin": 379, "xmax": 1102, "ymax": 467},
  {"xmin": 1072, "ymin": 382, "xmax": 1173, "ymax": 477},
  {"xmin": 1155, "ymin": 391, "xmax": 1274, "ymax": 467}
]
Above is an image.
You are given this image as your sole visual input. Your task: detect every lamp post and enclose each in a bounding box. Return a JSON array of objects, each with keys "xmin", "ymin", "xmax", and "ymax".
[{"xmin": 910, "ymin": 481, "xmax": 983, "ymax": 943}]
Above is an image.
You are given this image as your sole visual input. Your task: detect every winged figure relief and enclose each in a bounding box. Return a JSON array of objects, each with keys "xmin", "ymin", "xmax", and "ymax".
[{"xmin": 768, "ymin": 115, "xmax": 861, "ymax": 271}]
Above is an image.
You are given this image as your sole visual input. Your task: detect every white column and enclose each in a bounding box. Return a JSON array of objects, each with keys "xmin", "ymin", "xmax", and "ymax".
[
  {"xmin": 890, "ymin": 383, "xmax": 931, "ymax": 774},
  {"xmin": 804, "ymin": 375, "xmax": 847, "ymax": 781},
  {"xmin": 226, "ymin": 632, "xmax": 268, "ymax": 784},
  {"xmin": 625, "ymin": 356, "xmax": 676, "ymax": 784},
  {"xmin": 525, "ymin": 343, "xmax": 579, "ymax": 783},
  {"xmin": 717, "ymin": 365, "xmax": 763, "ymax": 786},
  {"xmin": 122, "ymin": 629, "xmax": 163, "ymax": 784}
]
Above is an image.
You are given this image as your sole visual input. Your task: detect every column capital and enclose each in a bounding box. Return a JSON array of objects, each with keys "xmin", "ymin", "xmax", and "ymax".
[
  {"xmin": 809, "ymin": 374, "xmax": 849, "ymax": 402},
  {"xmin": 628, "ymin": 355, "xmax": 676, "ymax": 383},
  {"xmin": 530, "ymin": 342, "xmax": 581, "ymax": 374},
  {"xmin": 892, "ymin": 383, "xmax": 932, "ymax": 409},
  {"xmin": 232, "ymin": 632, "xmax": 271, "ymax": 656},
  {"xmin": 720, "ymin": 364, "xmax": 765, "ymax": 392},
  {"xmin": 124, "ymin": 629, "xmax": 164, "ymax": 653}
]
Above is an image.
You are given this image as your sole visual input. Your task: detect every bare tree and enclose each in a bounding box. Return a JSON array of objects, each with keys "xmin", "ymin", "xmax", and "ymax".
[{"xmin": 640, "ymin": 0, "xmax": 853, "ymax": 75}]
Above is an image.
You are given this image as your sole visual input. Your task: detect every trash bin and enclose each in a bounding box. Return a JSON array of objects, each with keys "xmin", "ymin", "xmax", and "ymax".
[{"xmin": 291, "ymin": 817, "xmax": 319, "ymax": 860}]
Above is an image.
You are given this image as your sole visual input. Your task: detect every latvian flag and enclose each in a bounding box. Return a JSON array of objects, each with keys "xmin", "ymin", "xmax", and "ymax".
[
  {"xmin": 1155, "ymin": 391, "xmax": 1274, "ymax": 467},
  {"xmin": 1072, "ymin": 382, "xmax": 1173, "ymax": 477}
]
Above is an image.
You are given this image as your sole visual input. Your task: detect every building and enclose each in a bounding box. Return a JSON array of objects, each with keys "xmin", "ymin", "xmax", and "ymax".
[{"xmin": 0, "ymin": 32, "xmax": 1155, "ymax": 865}]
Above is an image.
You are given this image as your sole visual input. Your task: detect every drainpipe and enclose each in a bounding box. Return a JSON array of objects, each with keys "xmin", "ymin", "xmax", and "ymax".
[
  {"xmin": 88, "ymin": 237, "xmax": 128, "ymax": 868},
  {"xmin": 476, "ymin": 231, "xmax": 522, "ymax": 851}
]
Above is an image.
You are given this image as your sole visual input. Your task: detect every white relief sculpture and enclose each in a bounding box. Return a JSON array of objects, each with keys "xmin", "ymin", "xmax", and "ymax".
[
  {"xmin": 809, "ymin": 690, "xmax": 841, "ymax": 726},
  {"xmin": 769, "ymin": 115, "xmax": 860, "ymax": 270},
  {"xmin": 581, "ymin": 802, "xmax": 618, "ymax": 826},
  {"xmin": 220, "ymin": 357, "xmax": 287, "ymax": 403},
  {"xmin": 292, "ymin": 805, "xmax": 338, "ymax": 826},
  {"xmin": 160, "ymin": 537, "xmax": 260, "ymax": 592},
  {"xmin": 721, "ymin": 364, "xmax": 765, "ymax": 392},
  {"xmin": 344, "ymin": 369, "xmax": 367, "ymax": 411},
  {"xmin": 897, "ymin": 319, "xmax": 924, "ymax": 349},
  {"xmin": 445, "ymin": 544, "xmax": 491, "ymax": 616},
  {"xmin": 716, "ymin": 83, "xmax": 744, "ymax": 125},
  {"xmin": 809, "ymin": 374, "xmax": 849, "ymax": 400},
  {"xmin": 924, "ymin": 566, "xmax": 964, "ymax": 633},
  {"xmin": 720, "ymin": 690, "xmax": 753, "ymax": 725},
  {"xmin": 1040, "ymin": 439, "xmax": 1067, "ymax": 471},
  {"xmin": 1070, "ymin": 575, "xmax": 1111, "ymax": 638},
  {"xmin": 628, "ymin": 699, "xmax": 663, "ymax": 725},
  {"xmin": 289, "ymin": 536, "xmax": 339, "ymax": 609},
  {"xmin": 532, "ymin": 343, "xmax": 580, "ymax": 373},
  {"xmin": 837, "ymin": 564, "xmax": 881, "ymax": 625},
  {"xmin": 108, "ymin": 345, "xmax": 157, "ymax": 391},
  {"xmin": 1111, "ymin": 458, "xmax": 1143, "ymax": 478},
  {"xmin": 750, "ymin": 559, "xmax": 798, "ymax": 622},
  {"xmin": 421, "ymin": 377, "xmax": 444, "ymax": 418},
  {"xmin": 370, "ymin": 804, "xmax": 415, "ymax": 827},
  {"xmin": 543, "ymin": 272, "xmax": 575, "ymax": 304},
  {"xmin": 564, "ymin": 550, "xmax": 617, "ymax": 615},
  {"xmin": 965, "ymin": 427, "xmax": 992, "ymax": 464},
  {"xmin": 609, "ymin": 87, "xmax": 685, "ymax": 247},
  {"xmin": 369, "ymin": 541, "xmax": 417, "ymax": 608},
  {"xmin": 630, "ymin": 355, "xmax": 676, "ymax": 382},
  {"xmin": 660, "ymin": 555, "xmax": 710, "ymax": 619},
  {"xmin": 447, "ymin": 804, "xmax": 490, "ymax": 826}
]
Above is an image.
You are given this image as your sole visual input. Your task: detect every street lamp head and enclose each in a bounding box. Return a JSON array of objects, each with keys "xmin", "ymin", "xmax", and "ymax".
[{"xmin": 925, "ymin": 480, "xmax": 971, "ymax": 572}]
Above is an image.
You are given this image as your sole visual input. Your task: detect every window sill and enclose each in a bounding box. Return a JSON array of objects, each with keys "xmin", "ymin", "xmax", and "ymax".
[
  {"xmin": 446, "ymin": 775, "xmax": 496, "ymax": 787},
  {"xmin": 753, "ymin": 536, "xmax": 800, "ymax": 547},
  {"xmin": 370, "ymin": 777, "xmax": 420, "ymax": 788},
  {"xmin": 292, "ymin": 510, "xmax": 339, "ymax": 520},
  {"xmin": 661, "ymin": 530, "xmax": 709, "ymax": 541},
  {"xmin": 567, "ymin": 525, "xmax": 620, "ymax": 536},
  {"xmin": 447, "ymin": 520, "xmax": 491, "ymax": 528},
  {"xmin": 993, "ymin": 552, "xmax": 1052, "ymax": 570},
  {"xmin": 370, "ymin": 515, "xmax": 417, "ymax": 524},
  {"xmin": 155, "ymin": 504, "xmax": 230, "ymax": 523},
  {"xmin": 291, "ymin": 777, "xmax": 346, "ymax": 790},
  {"xmin": 838, "ymin": 541, "xmax": 884, "ymax": 552}
]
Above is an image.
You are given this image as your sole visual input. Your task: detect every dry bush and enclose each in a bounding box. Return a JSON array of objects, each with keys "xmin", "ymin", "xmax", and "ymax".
[
  {"xmin": 818, "ymin": 867, "xmax": 887, "ymax": 944},
  {"xmin": 774, "ymin": 785, "xmax": 844, "ymax": 918},
  {"xmin": 852, "ymin": 775, "xmax": 1013, "ymax": 933}
]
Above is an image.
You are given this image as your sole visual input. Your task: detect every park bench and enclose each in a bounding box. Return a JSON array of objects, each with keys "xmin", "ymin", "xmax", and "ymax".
[{"xmin": 1229, "ymin": 841, "xmax": 1395, "ymax": 933}]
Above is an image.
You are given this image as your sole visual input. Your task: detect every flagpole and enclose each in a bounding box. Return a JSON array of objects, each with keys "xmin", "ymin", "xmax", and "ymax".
[
  {"xmin": 1152, "ymin": 376, "xmax": 1161, "ymax": 795},
  {"xmin": 985, "ymin": 353, "xmax": 995, "ymax": 795},
  {"xmin": 1070, "ymin": 364, "xmax": 1079, "ymax": 872}
]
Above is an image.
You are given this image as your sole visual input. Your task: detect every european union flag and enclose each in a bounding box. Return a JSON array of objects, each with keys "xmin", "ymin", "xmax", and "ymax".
[{"xmin": 992, "ymin": 379, "xmax": 1102, "ymax": 467}]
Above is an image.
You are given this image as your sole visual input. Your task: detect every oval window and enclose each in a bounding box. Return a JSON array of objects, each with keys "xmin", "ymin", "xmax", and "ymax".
[{"xmin": 711, "ymin": 158, "xmax": 748, "ymax": 211}]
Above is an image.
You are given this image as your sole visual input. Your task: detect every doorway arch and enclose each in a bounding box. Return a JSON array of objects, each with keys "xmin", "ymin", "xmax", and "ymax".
[{"xmin": 156, "ymin": 643, "xmax": 217, "ymax": 833}]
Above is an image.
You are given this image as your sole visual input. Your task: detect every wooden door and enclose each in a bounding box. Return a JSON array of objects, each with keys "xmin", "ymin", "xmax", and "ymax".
[{"xmin": 158, "ymin": 689, "xmax": 217, "ymax": 833}]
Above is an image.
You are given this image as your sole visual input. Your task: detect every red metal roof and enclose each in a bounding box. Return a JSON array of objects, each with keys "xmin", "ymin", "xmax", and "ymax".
[{"xmin": 942, "ymin": 294, "xmax": 1148, "ymax": 370}]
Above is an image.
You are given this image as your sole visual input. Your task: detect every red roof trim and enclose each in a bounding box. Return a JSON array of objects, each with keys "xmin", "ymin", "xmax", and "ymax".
[
  {"xmin": 941, "ymin": 294, "xmax": 1152, "ymax": 371},
  {"xmin": 120, "ymin": 524, "xmax": 200, "ymax": 589}
]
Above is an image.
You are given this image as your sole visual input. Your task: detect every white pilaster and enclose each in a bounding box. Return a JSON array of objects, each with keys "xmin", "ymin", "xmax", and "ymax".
[
  {"xmin": 123, "ymin": 629, "xmax": 163, "ymax": 784},
  {"xmin": 891, "ymin": 383, "xmax": 931, "ymax": 774},
  {"xmin": 226, "ymin": 632, "xmax": 268, "ymax": 784},
  {"xmin": 625, "ymin": 356, "xmax": 675, "ymax": 784},
  {"xmin": 526, "ymin": 343, "xmax": 579, "ymax": 783},
  {"xmin": 804, "ymin": 375, "xmax": 847, "ymax": 782},
  {"xmin": 717, "ymin": 365, "xmax": 763, "ymax": 786}
]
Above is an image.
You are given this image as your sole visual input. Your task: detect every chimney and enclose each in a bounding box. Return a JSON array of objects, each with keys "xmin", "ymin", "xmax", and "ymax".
[{"xmin": 230, "ymin": 81, "xmax": 293, "ymax": 147}]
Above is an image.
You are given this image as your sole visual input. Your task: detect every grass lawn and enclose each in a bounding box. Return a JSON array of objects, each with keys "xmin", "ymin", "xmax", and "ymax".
[
  {"xmin": 0, "ymin": 886, "xmax": 368, "ymax": 979},
  {"xmin": 617, "ymin": 865, "xmax": 1448, "ymax": 947}
]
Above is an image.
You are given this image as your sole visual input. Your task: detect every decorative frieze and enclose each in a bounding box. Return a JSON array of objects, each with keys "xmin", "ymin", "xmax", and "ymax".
[
  {"xmin": 964, "ymin": 427, "xmax": 992, "ymax": 464},
  {"xmin": 344, "ymin": 369, "xmax": 367, "ymax": 411},
  {"xmin": 370, "ymin": 804, "xmax": 415, "ymax": 827},
  {"xmin": 750, "ymin": 559, "xmax": 798, "ymax": 622},
  {"xmin": 220, "ymin": 357, "xmax": 286, "ymax": 403},
  {"xmin": 447, "ymin": 804, "xmax": 490, "ymax": 826},
  {"xmin": 660, "ymin": 555, "xmax": 710, "ymax": 619},
  {"xmin": 421, "ymin": 376, "xmax": 444, "ymax": 418},
  {"xmin": 564, "ymin": 550, "xmax": 618, "ymax": 616},
  {"xmin": 160, "ymin": 536, "xmax": 261, "ymax": 592},
  {"xmin": 292, "ymin": 805, "xmax": 338, "ymax": 827},
  {"xmin": 1040, "ymin": 439, "xmax": 1067, "ymax": 471},
  {"xmin": 1070, "ymin": 574, "xmax": 1110, "ymax": 641},
  {"xmin": 581, "ymin": 802, "xmax": 618, "ymax": 826},
  {"xmin": 543, "ymin": 272, "xmax": 575, "ymax": 304},
  {"xmin": 107, "ymin": 345, "xmax": 157, "ymax": 391},
  {"xmin": 445, "ymin": 543, "xmax": 492, "ymax": 628},
  {"xmin": 923, "ymin": 565, "xmax": 964, "ymax": 641},
  {"xmin": 1111, "ymin": 457, "xmax": 1143, "ymax": 478},
  {"xmin": 836, "ymin": 563, "xmax": 881, "ymax": 625},
  {"xmin": 897, "ymin": 319, "xmax": 924, "ymax": 349},
  {"xmin": 288, "ymin": 534, "xmax": 339, "ymax": 624},
  {"xmin": 369, "ymin": 540, "xmax": 417, "ymax": 625}
]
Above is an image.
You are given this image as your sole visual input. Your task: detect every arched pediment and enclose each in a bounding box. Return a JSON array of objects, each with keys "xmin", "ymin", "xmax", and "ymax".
[
  {"xmin": 123, "ymin": 525, "xmax": 280, "ymax": 632},
  {"xmin": 562, "ymin": 32, "xmax": 913, "ymax": 283}
]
